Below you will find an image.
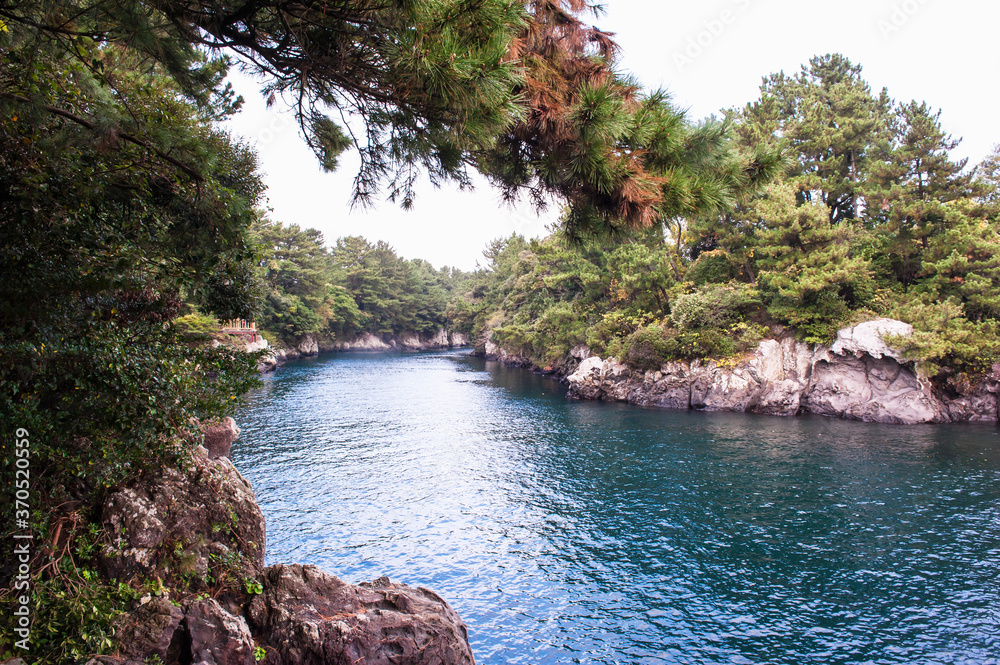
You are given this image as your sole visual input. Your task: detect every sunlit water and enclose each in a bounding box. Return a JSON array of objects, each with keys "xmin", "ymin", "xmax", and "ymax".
[{"xmin": 233, "ymin": 351, "xmax": 1000, "ymax": 665}]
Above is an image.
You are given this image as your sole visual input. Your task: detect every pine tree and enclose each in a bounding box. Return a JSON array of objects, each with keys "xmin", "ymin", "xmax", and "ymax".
[
  {"xmin": 864, "ymin": 101, "xmax": 981, "ymax": 286},
  {"xmin": 753, "ymin": 184, "xmax": 872, "ymax": 340},
  {"xmin": 739, "ymin": 54, "xmax": 892, "ymax": 224}
]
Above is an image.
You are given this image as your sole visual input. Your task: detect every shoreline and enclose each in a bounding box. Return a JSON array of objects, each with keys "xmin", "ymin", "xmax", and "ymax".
[{"xmin": 478, "ymin": 319, "xmax": 1000, "ymax": 426}]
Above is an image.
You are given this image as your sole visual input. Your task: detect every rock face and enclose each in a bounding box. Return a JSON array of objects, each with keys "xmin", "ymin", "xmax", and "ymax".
[
  {"xmin": 248, "ymin": 564, "xmax": 475, "ymax": 665},
  {"xmin": 115, "ymin": 597, "xmax": 184, "ymax": 662},
  {"xmin": 566, "ymin": 319, "xmax": 1000, "ymax": 425},
  {"xmin": 202, "ymin": 417, "xmax": 240, "ymax": 459},
  {"xmin": 260, "ymin": 330, "xmax": 472, "ymax": 371},
  {"xmin": 186, "ymin": 599, "xmax": 256, "ymax": 665},
  {"xmin": 98, "ymin": 443, "xmax": 265, "ymax": 585}
]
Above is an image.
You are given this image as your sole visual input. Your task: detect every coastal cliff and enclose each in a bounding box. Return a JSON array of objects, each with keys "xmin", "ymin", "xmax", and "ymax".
[
  {"xmin": 258, "ymin": 329, "xmax": 471, "ymax": 371},
  {"xmin": 486, "ymin": 319, "xmax": 1000, "ymax": 425},
  {"xmin": 88, "ymin": 421, "xmax": 474, "ymax": 665}
]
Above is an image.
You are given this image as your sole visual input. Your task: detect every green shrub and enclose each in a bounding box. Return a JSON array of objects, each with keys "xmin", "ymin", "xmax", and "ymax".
[
  {"xmin": 534, "ymin": 302, "xmax": 588, "ymax": 364},
  {"xmin": 622, "ymin": 325, "xmax": 672, "ymax": 371},
  {"xmin": 586, "ymin": 310, "xmax": 659, "ymax": 356},
  {"xmin": 661, "ymin": 327, "xmax": 736, "ymax": 360},
  {"xmin": 172, "ymin": 313, "xmax": 221, "ymax": 340},
  {"xmin": 888, "ymin": 298, "xmax": 1000, "ymax": 379},
  {"xmin": 670, "ymin": 282, "xmax": 762, "ymax": 330},
  {"xmin": 687, "ymin": 249, "xmax": 738, "ymax": 285}
]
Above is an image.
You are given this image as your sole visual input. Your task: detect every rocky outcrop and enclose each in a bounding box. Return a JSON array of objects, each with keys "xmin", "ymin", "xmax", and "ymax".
[
  {"xmin": 105, "ymin": 420, "xmax": 475, "ymax": 665},
  {"xmin": 202, "ymin": 417, "xmax": 240, "ymax": 459},
  {"xmin": 259, "ymin": 330, "xmax": 471, "ymax": 371},
  {"xmin": 566, "ymin": 319, "xmax": 1000, "ymax": 425},
  {"xmin": 248, "ymin": 565, "xmax": 475, "ymax": 665},
  {"xmin": 98, "ymin": 444, "xmax": 265, "ymax": 586},
  {"xmin": 186, "ymin": 598, "xmax": 256, "ymax": 665},
  {"xmin": 328, "ymin": 332, "xmax": 394, "ymax": 352},
  {"xmin": 482, "ymin": 339, "xmax": 533, "ymax": 368}
]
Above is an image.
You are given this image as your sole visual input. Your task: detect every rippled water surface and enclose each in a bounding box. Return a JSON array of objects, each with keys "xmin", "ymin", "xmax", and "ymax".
[{"xmin": 233, "ymin": 351, "xmax": 1000, "ymax": 665}]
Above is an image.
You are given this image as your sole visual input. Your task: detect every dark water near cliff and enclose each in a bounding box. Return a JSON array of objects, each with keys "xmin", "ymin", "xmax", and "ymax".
[{"xmin": 233, "ymin": 350, "xmax": 1000, "ymax": 665}]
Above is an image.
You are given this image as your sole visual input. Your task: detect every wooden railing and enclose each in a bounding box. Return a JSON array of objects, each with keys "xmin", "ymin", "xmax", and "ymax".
[{"xmin": 221, "ymin": 319, "xmax": 258, "ymax": 342}]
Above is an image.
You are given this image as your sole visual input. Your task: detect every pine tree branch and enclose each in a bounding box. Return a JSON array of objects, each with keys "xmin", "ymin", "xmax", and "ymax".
[{"xmin": 2, "ymin": 92, "xmax": 204, "ymax": 182}]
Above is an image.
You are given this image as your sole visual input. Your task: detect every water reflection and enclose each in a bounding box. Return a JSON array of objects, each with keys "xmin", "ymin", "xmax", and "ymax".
[{"xmin": 234, "ymin": 351, "xmax": 1000, "ymax": 665}]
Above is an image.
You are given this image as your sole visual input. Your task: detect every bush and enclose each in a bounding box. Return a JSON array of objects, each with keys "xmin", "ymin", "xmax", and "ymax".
[
  {"xmin": 173, "ymin": 313, "xmax": 221, "ymax": 340},
  {"xmin": 670, "ymin": 282, "xmax": 762, "ymax": 330},
  {"xmin": 586, "ymin": 310, "xmax": 659, "ymax": 356},
  {"xmin": 534, "ymin": 302, "xmax": 588, "ymax": 364},
  {"xmin": 687, "ymin": 249, "xmax": 738, "ymax": 285},
  {"xmin": 622, "ymin": 325, "xmax": 673, "ymax": 371},
  {"xmin": 888, "ymin": 298, "xmax": 1000, "ymax": 379}
]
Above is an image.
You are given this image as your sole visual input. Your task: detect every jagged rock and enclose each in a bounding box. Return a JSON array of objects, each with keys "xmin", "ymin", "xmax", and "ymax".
[
  {"xmin": 202, "ymin": 417, "xmax": 240, "ymax": 459},
  {"xmin": 115, "ymin": 597, "xmax": 184, "ymax": 662},
  {"xmin": 569, "ymin": 344, "xmax": 591, "ymax": 360},
  {"xmin": 248, "ymin": 564, "xmax": 475, "ymax": 665},
  {"xmin": 99, "ymin": 446, "xmax": 265, "ymax": 587},
  {"xmin": 564, "ymin": 319, "xmax": 997, "ymax": 424},
  {"xmin": 425, "ymin": 328, "xmax": 450, "ymax": 348},
  {"xmin": 333, "ymin": 332, "xmax": 393, "ymax": 351},
  {"xmin": 449, "ymin": 331, "xmax": 470, "ymax": 347},
  {"xmin": 830, "ymin": 318, "xmax": 912, "ymax": 362},
  {"xmin": 245, "ymin": 338, "xmax": 269, "ymax": 354},
  {"xmin": 755, "ymin": 379, "xmax": 804, "ymax": 416},
  {"xmin": 297, "ymin": 335, "xmax": 320, "ymax": 356},
  {"xmin": 807, "ymin": 351, "xmax": 945, "ymax": 423},
  {"xmin": 186, "ymin": 599, "xmax": 255, "ymax": 665}
]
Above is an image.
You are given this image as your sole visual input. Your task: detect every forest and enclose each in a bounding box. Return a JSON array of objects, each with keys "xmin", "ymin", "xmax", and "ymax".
[{"xmin": 1, "ymin": 0, "xmax": 998, "ymax": 661}]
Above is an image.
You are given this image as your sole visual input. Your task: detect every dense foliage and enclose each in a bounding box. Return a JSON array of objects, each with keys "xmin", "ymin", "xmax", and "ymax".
[
  {"xmin": 254, "ymin": 221, "xmax": 470, "ymax": 343},
  {"xmin": 466, "ymin": 55, "xmax": 1000, "ymax": 384}
]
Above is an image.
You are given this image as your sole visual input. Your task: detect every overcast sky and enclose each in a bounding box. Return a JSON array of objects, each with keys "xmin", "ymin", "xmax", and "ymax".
[{"xmin": 223, "ymin": 0, "xmax": 1000, "ymax": 271}]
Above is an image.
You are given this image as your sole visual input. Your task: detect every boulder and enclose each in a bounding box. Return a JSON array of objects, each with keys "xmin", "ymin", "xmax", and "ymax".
[
  {"xmin": 830, "ymin": 318, "xmax": 912, "ymax": 362},
  {"xmin": 202, "ymin": 417, "xmax": 240, "ymax": 459},
  {"xmin": 115, "ymin": 597, "xmax": 184, "ymax": 662},
  {"xmin": 186, "ymin": 599, "xmax": 256, "ymax": 665},
  {"xmin": 248, "ymin": 564, "xmax": 475, "ymax": 665},
  {"xmin": 99, "ymin": 446, "xmax": 265, "ymax": 588}
]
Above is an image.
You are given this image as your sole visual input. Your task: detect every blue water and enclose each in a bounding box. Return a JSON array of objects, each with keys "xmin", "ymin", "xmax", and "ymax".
[{"xmin": 232, "ymin": 351, "xmax": 1000, "ymax": 664}]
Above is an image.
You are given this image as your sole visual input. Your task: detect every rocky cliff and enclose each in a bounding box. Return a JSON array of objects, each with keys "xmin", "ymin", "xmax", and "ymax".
[
  {"xmin": 89, "ymin": 421, "xmax": 475, "ymax": 665},
  {"xmin": 494, "ymin": 319, "xmax": 1000, "ymax": 425},
  {"xmin": 259, "ymin": 330, "xmax": 471, "ymax": 371}
]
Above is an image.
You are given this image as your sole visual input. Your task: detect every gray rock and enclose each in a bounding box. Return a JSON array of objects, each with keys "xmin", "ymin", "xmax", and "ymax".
[
  {"xmin": 99, "ymin": 446, "xmax": 265, "ymax": 587},
  {"xmin": 830, "ymin": 318, "xmax": 912, "ymax": 362},
  {"xmin": 186, "ymin": 598, "xmax": 255, "ymax": 665},
  {"xmin": 297, "ymin": 335, "xmax": 319, "ymax": 356},
  {"xmin": 248, "ymin": 564, "xmax": 475, "ymax": 665},
  {"xmin": 564, "ymin": 319, "xmax": 996, "ymax": 424}
]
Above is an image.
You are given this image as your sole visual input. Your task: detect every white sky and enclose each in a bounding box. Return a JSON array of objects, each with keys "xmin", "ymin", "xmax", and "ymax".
[{"xmin": 223, "ymin": 0, "xmax": 1000, "ymax": 271}]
